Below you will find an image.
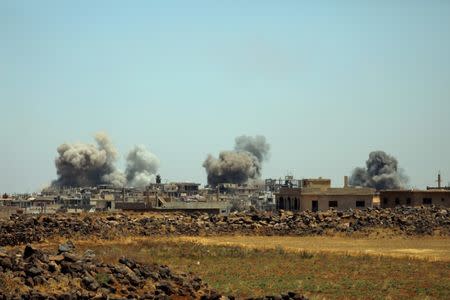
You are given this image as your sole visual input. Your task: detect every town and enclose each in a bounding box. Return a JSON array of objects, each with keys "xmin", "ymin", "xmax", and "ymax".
[{"xmin": 2, "ymin": 173, "xmax": 449, "ymax": 218}]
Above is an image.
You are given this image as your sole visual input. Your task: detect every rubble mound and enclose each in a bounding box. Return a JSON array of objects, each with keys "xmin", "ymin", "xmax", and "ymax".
[
  {"xmin": 0, "ymin": 207, "xmax": 449, "ymax": 247},
  {"xmin": 0, "ymin": 244, "xmax": 307, "ymax": 300}
]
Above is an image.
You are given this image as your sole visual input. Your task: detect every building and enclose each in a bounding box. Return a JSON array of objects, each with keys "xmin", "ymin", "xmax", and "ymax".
[
  {"xmin": 59, "ymin": 194, "xmax": 90, "ymax": 211},
  {"xmin": 380, "ymin": 174, "xmax": 450, "ymax": 208},
  {"xmin": 301, "ymin": 178, "xmax": 331, "ymax": 189},
  {"xmin": 115, "ymin": 181, "xmax": 230, "ymax": 214},
  {"xmin": 176, "ymin": 182, "xmax": 201, "ymax": 196},
  {"xmin": 90, "ymin": 192, "xmax": 115, "ymax": 210},
  {"xmin": 0, "ymin": 194, "xmax": 60, "ymax": 215},
  {"xmin": 276, "ymin": 177, "xmax": 376, "ymax": 212},
  {"xmin": 27, "ymin": 196, "xmax": 60, "ymax": 213},
  {"xmin": 147, "ymin": 182, "xmax": 201, "ymax": 198},
  {"xmin": 380, "ymin": 190, "xmax": 450, "ymax": 208},
  {"xmin": 265, "ymin": 176, "xmax": 301, "ymax": 192}
]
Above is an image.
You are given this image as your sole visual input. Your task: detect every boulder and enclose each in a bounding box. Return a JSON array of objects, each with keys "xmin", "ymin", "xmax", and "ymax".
[{"xmin": 58, "ymin": 241, "xmax": 75, "ymax": 254}]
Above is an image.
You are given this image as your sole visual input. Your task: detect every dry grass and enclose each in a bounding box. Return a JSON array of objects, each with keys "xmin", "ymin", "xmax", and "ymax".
[
  {"xmin": 34, "ymin": 276, "xmax": 83, "ymax": 295},
  {"xmin": 0, "ymin": 271, "xmax": 30, "ymax": 296},
  {"xmin": 175, "ymin": 235, "xmax": 450, "ymax": 262},
  {"xmin": 45, "ymin": 237, "xmax": 450, "ymax": 299},
  {"xmin": 38, "ymin": 234, "xmax": 450, "ymax": 261}
]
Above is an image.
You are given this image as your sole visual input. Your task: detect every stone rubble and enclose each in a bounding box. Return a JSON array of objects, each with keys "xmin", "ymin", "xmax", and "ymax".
[
  {"xmin": 0, "ymin": 207, "xmax": 449, "ymax": 247},
  {"xmin": 0, "ymin": 244, "xmax": 308, "ymax": 300}
]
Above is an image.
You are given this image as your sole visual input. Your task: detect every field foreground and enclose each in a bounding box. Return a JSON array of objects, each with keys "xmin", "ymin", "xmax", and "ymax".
[
  {"xmin": 1, "ymin": 208, "xmax": 450, "ymax": 299},
  {"xmin": 175, "ymin": 235, "xmax": 450, "ymax": 261},
  {"xmin": 37, "ymin": 235, "xmax": 450, "ymax": 299}
]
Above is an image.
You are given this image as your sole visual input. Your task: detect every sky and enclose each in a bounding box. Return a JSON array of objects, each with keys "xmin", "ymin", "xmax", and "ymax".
[{"xmin": 1, "ymin": 1, "xmax": 449, "ymax": 193}]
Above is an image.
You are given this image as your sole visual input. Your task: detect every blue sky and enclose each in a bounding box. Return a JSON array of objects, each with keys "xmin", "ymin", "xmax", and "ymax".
[{"xmin": 1, "ymin": 1, "xmax": 449, "ymax": 192}]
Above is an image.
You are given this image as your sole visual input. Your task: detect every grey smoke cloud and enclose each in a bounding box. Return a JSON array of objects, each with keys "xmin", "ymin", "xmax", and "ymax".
[
  {"xmin": 102, "ymin": 171, "xmax": 127, "ymax": 188},
  {"xmin": 234, "ymin": 135, "xmax": 270, "ymax": 162},
  {"xmin": 349, "ymin": 151, "xmax": 408, "ymax": 190},
  {"xmin": 125, "ymin": 145, "xmax": 160, "ymax": 188},
  {"xmin": 203, "ymin": 135, "xmax": 270, "ymax": 186},
  {"xmin": 52, "ymin": 133, "xmax": 159, "ymax": 188},
  {"xmin": 52, "ymin": 133, "xmax": 126, "ymax": 187}
]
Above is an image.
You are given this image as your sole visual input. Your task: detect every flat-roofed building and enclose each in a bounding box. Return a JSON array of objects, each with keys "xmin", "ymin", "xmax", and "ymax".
[
  {"xmin": 299, "ymin": 187, "xmax": 375, "ymax": 211},
  {"xmin": 176, "ymin": 182, "xmax": 201, "ymax": 196},
  {"xmin": 301, "ymin": 178, "xmax": 331, "ymax": 189},
  {"xmin": 380, "ymin": 190, "xmax": 450, "ymax": 208},
  {"xmin": 276, "ymin": 178, "xmax": 375, "ymax": 212}
]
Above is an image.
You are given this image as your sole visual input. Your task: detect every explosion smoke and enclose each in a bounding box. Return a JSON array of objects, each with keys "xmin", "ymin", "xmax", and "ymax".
[
  {"xmin": 203, "ymin": 135, "xmax": 270, "ymax": 186},
  {"xmin": 52, "ymin": 133, "xmax": 126, "ymax": 187},
  {"xmin": 349, "ymin": 151, "xmax": 408, "ymax": 190},
  {"xmin": 125, "ymin": 145, "xmax": 160, "ymax": 188},
  {"xmin": 235, "ymin": 135, "xmax": 270, "ymax": 162},
  {"xmin": 52, "ymin": 133, "xmax": 160, "ymax": 188}
]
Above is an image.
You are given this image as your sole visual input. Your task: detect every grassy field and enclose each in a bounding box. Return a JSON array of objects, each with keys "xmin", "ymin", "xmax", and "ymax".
[
  {"xmin": 175, "ymin": 236, "xmax": 450, "ymax": 261},
  {"xmin": 52, "ymin": 236, "xmax": 450, "ymax": 299}
]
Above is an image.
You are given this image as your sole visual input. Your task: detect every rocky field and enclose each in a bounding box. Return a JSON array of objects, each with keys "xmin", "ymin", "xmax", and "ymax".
[
  {"xmin": 0, "ymin": 206, "xmax": 449, "ymax": 247},
  {"xmin": 1, "ymin": 207, "xmax": 449, "ymax": 299},
  {"xmin": 0, "ymin": 242, "xmax": 307, "ymax": 300}
]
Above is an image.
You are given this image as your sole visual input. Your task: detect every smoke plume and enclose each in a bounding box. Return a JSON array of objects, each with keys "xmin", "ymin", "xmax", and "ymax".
[
  {"xmin": 203, "ymin": 135, "xmax": 270, "ymax": 186},
  {"xmin": 125, "ymin": 145, "xmax": 160, "ymax": 188},
  {"xmin": 349, "ymin": 151, "xmax": 408, "ymax": 190},
  {"xmin": 53, "ymin": 133, "xmax": 126, "ymax": 187},
  {"xmin": 235, "ymin": 135, "xmax": 270, "ymax": 162},
  {"xmin": 52, "ymin": 133, "xmax": 160, "ymax": 188}
]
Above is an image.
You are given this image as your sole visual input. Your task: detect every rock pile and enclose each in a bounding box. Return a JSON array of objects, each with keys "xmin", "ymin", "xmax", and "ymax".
[
  {"xmin": 0, "ymin": 207, "xmax": 449, "ymax": 247},
  {"xmin": 0, "ymin": 243, "xmax": 307, "ymax": 300}
]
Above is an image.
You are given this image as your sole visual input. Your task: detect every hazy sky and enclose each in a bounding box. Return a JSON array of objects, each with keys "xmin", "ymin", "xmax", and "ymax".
[{"xmin": 1, "ymin": 1, "xmax": 449, "ymax": 193}]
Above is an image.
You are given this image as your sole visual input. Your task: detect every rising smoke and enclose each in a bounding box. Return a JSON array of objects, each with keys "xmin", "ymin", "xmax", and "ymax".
[
  {"xmin": 349, "ymin": 151, "xmax": 408, "ymax": 190},
  {"xmin": 52, "ymin": 133, "xmax": 159, "ymax": 188},
  {"xmin": 203, "ymin": 135, "xmax": 270, "ymax": 186},
  {"xmin": 52, "ymin": 133, "xmax": 125, "ymax": 187},
  {"xmin": 125, "ymin": 145, "xmax": 160, "ymax": 188}
]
